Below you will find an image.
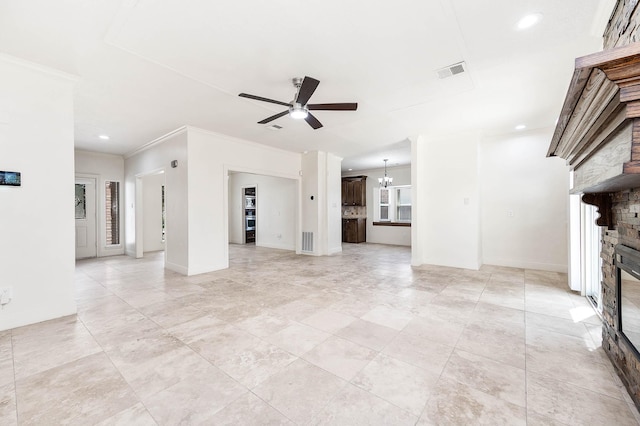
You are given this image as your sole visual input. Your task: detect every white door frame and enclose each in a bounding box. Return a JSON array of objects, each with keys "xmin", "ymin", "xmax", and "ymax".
[
  {"xmin": 134, "ymin": 169, "xmax": 166, "ymax": 260},
  {"xmin": 569, "ymin": 194, "xmax": 603, "ymax": 310}
]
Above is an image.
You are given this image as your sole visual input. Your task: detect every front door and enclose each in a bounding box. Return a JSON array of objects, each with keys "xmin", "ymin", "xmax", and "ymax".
[{"xmin": 75, "ymin": 177, "xmax": 97, "ymax": 259}]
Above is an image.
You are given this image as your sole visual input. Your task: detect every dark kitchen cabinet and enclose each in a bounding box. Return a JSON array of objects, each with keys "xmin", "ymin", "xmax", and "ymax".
[
  {"xmin": 342, "ymin": 218, "xmax": 366, "ymax": 243},
  {"xmin": 341, "ymin": 180, "xmax": 350, "ymax": 206},
  {"xmin": 342, "ymin": 176, "xmax": 367, "ymax": 206}
]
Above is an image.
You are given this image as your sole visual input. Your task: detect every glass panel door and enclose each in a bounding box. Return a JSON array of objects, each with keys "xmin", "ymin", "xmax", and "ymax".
[
  {"xmin": 582, "ymin": 202, "xmax": 602, "ymax": 310},
  {"xmin": 75, "ymin": 184, "xmax": 86, "ymax": 219}
]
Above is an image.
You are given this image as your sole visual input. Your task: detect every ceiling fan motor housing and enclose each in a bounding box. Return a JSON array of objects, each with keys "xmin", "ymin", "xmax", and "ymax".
[
  {"xmin": 238, "ymin": 76, "xmax": 357, "ymax": 129},
  {"xmin": 292, "ymin": 77, "xmax": 304, "ymax": 89}
]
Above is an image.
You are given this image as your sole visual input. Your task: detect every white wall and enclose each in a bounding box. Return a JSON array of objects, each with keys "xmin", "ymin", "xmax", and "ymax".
[
  {"xmin": 142, "ymin": 172, "xmax": 165, "ymax": 253},
  {"xmin": 300, "ymin": 151, "xmax": 342, "ymax": 255},
  {"xmin": 301, "ymin": 151, "xmax": 320, "ymax": 254},
  {"xmin": 125, "ymin": 128, "xmax": 188, "ymax": 274},
  {"xmin": 187, "ymin": 127, "xmax": 301, "ymax": 274},
  {"xmin": 0, "ymin": 55, "xmax": 76, "ymax": 331},
  {"xmin": 326, "ymin": 153, "xmax": 343, "ymax": 255},
  {"xmin": 228, "ymin": 177, "xmax": 248, "ymax": 245},
  {"xmin": 126, "ymin": 126, "xmax": 301, "ymax": 275},
  {"xmin": 411, "ymin": 137, "xmax": 426, "ymax": 266},
  {"xmin": 228, "ymin": 173, "xmax": 297, "ymax": 250},
  {"xmin": 343, "ymin": 165, "xmax": 412, "ymax": 246},
  {"xmin": 412, "ymin": 133, "xmax": 481, "ymax": 270},
  {"xmin": 480, "ymin": 127, "xmax": 569, "ymax": 272},
  {"xmin": 74, "ymin": 150, "xmax": 125, "ymax": 257}
]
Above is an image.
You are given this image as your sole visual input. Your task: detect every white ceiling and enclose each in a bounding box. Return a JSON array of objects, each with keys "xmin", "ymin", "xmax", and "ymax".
[{"xmin": 0, "ymin": 0, "xmax": 613, "ymax": 171}]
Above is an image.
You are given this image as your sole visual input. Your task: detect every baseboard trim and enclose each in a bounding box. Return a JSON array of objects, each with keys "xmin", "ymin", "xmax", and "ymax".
[
  {"xmin": 482, "ymin": 258, "xmax": 568, "ymax": 273},
  {"xmin": 256, "ymin": 242, "xmax": 295, "ymax": 251},
  {"xmin": 328, "ymin": 246, "xmax": 343, "ymax": 255},
  {"xmin": 165, "ymin": 262, "xmax": 188, "ymax": 275}
]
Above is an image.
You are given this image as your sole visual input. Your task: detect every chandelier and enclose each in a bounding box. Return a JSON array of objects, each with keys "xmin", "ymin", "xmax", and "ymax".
[{"xmin": 378, "ymin": 159, "xmax": 393, "ymax": 188}]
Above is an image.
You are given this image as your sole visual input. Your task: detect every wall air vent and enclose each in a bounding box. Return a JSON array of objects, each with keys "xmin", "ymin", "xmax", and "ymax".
[
  {"xmin": 302, "ymin": 232, "xmax": 314, "ymax": 253},
  {"xmin": 267, "ymin": 124, "xmax": 283, "ymax": 131},
  {"xmin": 436, "ymin": 62, "xmax": 467, "ymax": 79}
]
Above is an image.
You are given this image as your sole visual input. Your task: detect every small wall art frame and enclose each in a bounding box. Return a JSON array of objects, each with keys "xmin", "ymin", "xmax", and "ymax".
[{"xmin": 0, "ymin": 171, "xmax": 21, "ymax": 186}]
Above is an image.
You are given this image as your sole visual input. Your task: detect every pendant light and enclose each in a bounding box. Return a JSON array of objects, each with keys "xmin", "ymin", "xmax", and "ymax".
[{"xmin": 378, "ymin": 159, "xmax": 393, "ymax": 188}]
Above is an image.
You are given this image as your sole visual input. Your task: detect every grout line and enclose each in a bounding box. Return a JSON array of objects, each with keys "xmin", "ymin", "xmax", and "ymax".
[
  {"xmin": 523, "ymin": 276, "xmax": 529, "ymax": 425},
  {"xmin": 59, "ymin": 248, "xmax": 633, "ymax": 423},
  {"xmin": 75, "ymin": 315, "xmax": 161, "ymax": 425},
  {"xmin": 10, "ymin": 329, "xmax": 19, "ymax": 424}
]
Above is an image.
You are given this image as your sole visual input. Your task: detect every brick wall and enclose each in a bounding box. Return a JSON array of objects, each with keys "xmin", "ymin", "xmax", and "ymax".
[
  {"xmin": 602, "ymin": 190, "xmax": 640, "ymax": 408},
  {"xmin": 604, "ymin": 0, "xmax": 640, "ymax": 49},
  {"xmin": 600, "ymin": 0, "xmax": 640, "ymax": 411}
]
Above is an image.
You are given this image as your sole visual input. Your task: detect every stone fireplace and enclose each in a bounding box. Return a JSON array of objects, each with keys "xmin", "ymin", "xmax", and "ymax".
[{"xmin": 548, "ymin": 1, "xmax": 640, "ymax": 410}]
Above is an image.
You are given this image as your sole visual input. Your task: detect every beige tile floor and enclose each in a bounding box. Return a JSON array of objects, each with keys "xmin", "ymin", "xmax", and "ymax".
[{"xmin": 2, "ymin": 243, "xmax": 640, "ymax": 425}]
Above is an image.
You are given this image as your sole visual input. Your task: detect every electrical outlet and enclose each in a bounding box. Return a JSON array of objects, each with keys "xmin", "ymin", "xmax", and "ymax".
[{"xmin": 0, "ymin": 287, "xmax": 12, "ymax": 305}]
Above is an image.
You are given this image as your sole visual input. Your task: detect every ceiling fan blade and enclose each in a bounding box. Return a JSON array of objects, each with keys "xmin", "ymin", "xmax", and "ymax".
[
  {"xmin": 239, "ymin": 93, "xmax": 291, "ymax": 107},
  {"xmin": 295, "ymin": 76, "xmax": 320, "ymax": 106},
  {"xmin": 305, "ymin": 112, "xmax": 323, "ymax": 129},
  {"xmin": 308, "ymin": 103, "xmax": 358, "ymax": 111},
  {"xmin": 258, "ymin": 110, "xmax": 289, "ymax": 124}
]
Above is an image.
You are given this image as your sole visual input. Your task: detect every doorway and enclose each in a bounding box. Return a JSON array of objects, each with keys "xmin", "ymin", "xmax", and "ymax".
[
  {"xmin": 227, "ymin": 171, "xmax": 297, "ymax": 252},
  {"xmin": 142, "ymin": 173, "xmax": 167, "ymax": 254},
  {"xmin": 134, "ymin": 170, "xmax": 166, "ymax": 258},
  {"xmin": 75, "ymin": 177, "xmax": 97, "ymax": 259}
]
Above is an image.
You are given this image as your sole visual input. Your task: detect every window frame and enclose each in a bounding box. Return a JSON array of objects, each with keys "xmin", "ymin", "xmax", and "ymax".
[
  {"xmin": 379, "ymin": 187, "xmax": 390, "ymax": 221},
  {"xmin": 374, "ymin": 184, "xmax": 411, "ymax": 224},
  {"xmin": 395, "ymin": 186, "xmax": 412, "ymax": 223}
]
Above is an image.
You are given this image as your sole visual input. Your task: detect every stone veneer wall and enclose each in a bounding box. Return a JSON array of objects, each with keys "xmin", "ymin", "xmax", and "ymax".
[
  {"xmin": 605, "ymin": 0, "xmax": 640, "ymax": 49},
  {"xmin": 600, "ymin": 0, "xmax": 640, "ymax": 411},
  {"xmin": 602, "ymin": 190, "xmax": 640, "ymax": 409}
]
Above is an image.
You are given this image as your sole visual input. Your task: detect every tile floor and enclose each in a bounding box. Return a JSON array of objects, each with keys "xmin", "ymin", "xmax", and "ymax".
[{"xmin": 2, "ymin": 243, "xmax": 640, "ymax": 425}]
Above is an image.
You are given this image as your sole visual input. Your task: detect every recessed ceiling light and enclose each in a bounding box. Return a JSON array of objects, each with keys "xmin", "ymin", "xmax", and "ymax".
[
  {"xmin": 98, "ymin": 134, "xmax": 110, "ymax": 140},
  {"xmin": 515, "ymin": 124, "xmax": 526, "ymax": 130},
  {"xmin": 348, "ymin": 168, "xmax": 353, "ymax": 171},
  {"xmin": 516, "ymin": 13, "xmax": 543, "ymax": 30}
]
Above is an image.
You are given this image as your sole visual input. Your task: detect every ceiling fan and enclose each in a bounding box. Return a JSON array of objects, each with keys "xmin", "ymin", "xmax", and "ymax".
[{"xmin": 238, "ymin": 76, "xmax": 357, "ymax": 129}]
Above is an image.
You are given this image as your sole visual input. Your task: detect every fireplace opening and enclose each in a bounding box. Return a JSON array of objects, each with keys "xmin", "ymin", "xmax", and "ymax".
[{"xmin": 616, "ymin": 244, "xmax": 640, "ymax": 358}]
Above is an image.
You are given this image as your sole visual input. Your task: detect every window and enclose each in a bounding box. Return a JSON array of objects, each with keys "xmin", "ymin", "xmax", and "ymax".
[
  {"xmin": 374, "ymin": 185, "xmax": 411, "ymax": 223},
  {"xmin": 75, "ymin": 184, "xmax": 86, "ymax": 219},
  {"xmin": 161, "ymin": 185, "xmax": 166, "ymax": 242},
  {"xmin": 105, "ymin": 181, "xmax": 120, "ymax": 245},
  {"xmin": 396, "ymin": 187, "xmax": 411, "ymax": 222},
  {"xmin": 379, "ymin": 188, "xmax": 390, "ymax": 221}
]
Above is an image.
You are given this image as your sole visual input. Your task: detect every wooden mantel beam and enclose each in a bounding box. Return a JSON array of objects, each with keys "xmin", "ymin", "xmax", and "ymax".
[{"xmin": 548, "ymin": 41, "xmax": 640, "ymax": 162}]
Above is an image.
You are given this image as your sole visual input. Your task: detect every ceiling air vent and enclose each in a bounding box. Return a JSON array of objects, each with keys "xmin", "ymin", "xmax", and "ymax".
[
  {"xmin": 436, "ymin": 62, "xmax": 467, "ymax": 79},
  {"xmin": 267, "ymin": 124, "xmax": 283, "ymax": 131}
]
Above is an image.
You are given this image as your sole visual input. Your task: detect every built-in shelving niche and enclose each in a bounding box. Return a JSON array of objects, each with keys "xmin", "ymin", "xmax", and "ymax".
[{"xmin": 244, "ymin": 187, "xmax": 256, "ymax": 244}]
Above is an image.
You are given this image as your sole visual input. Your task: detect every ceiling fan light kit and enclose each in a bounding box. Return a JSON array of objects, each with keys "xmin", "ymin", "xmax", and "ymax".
[
  {"xmin": 289, "ymin": 103, "xmax": 308, "ymax": 119},
  {"xmin": 238, "ymin": 76, "xmax": 357, "ymax": 129}
]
